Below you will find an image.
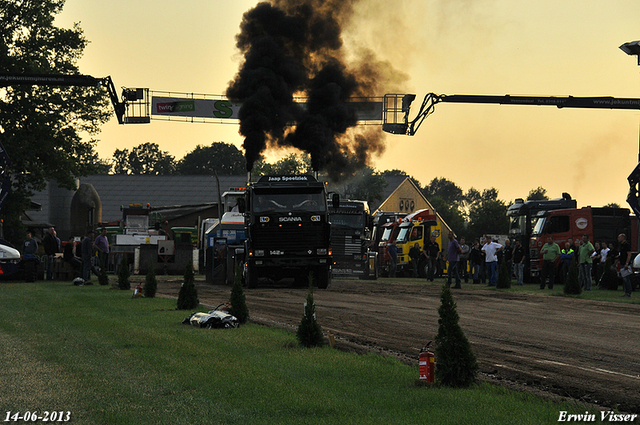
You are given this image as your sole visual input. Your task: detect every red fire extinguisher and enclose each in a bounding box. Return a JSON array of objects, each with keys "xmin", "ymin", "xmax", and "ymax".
[{"xmin": 419, "ymin": 341, "xmax": 435, "ymax": 383}]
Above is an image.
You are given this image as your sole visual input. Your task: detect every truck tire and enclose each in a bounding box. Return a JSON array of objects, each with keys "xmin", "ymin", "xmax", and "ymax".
[
  {"xmin": 418, "ymin": 258, "xmax": 429, "ymax": 279},
  {"xmin": 245, "ymin": 264, "xmax": 258, "ymax": 289},
  {"xmin": 316, "ymin": 267, "xmax": 330, "ymax": 289}
]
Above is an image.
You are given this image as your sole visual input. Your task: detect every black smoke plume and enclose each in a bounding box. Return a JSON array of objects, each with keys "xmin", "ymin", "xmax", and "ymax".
[{"xmin": 226, "ymin": 0, "xmax": 393, "ymax": 181}]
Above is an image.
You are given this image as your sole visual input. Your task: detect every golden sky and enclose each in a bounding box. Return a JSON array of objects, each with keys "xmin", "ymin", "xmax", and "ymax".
[{"xmin": 56, "ymin": 0, "xmax": 640, "ymax": 208}]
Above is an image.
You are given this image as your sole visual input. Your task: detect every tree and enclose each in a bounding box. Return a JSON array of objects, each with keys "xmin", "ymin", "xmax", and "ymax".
[
  {"xmin": 118, "ymin": 253, "xmax": 131, "ymax": 290},
  {"xmin": 527, "ymin": 186, "xmax": 549, "ymax": 201},
  {"xmin": 144, "ymin": 267, "xmax": 158, "ymax": 298},
  {"xmin": 563, "ymin": 256, "xmax": 581, "ymax": 295},
  {"xmin": 176, "ymin": 142, "xmax": 245, "ymax": 175},
  {"xmin": 429, "ymin": 196, "xmax": 465, "ymax": 236},
  {"xmin": 0, "ymin": 0, "xmax": 112, "ymax": 245},
  {"xmin": 423, "ymin": 177, "xmax": 465, "ymax": 207},
  {"xmin": 296, "ymin": 278, "xmax": 324, "ymax": 348},
  {"xmin": 177, "ymin": 262, "xmax": 199, "ymax": 310},
  {"xmin": 496, "ymin": 259, "xmax": 511, "ymax": 289},
  {"xmin": 466, "ymin": 188, "xmax": 509, "ymax": 241},
  {"xmin": 341, "ymin": 167, "xmax": 388, "ymax": 206},
  {"xmin": 434, "ymin": 285, "xmax": 478, "ymax": 387},
  {"xmin": 603, "ymin": 202, "xmax": 621, "ymax": 208},
  {"xmin": 112, "ymin": 142, "xmax": 175, "ymax": 175}
]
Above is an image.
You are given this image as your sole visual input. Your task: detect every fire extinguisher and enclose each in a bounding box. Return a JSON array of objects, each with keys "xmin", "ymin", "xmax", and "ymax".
[{"xmin": 419, "ymin": 341, "xmax": 435, "ymax": 382}]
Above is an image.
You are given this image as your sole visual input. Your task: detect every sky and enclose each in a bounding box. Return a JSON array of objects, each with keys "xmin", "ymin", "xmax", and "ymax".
[{"xmin": 55, "ymin": 0, "xmax": 640, "ymax": 209}]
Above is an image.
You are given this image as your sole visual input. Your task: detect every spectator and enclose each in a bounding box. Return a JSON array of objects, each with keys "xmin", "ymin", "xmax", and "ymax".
[
  {"xmin": 482, "ymin": 236, "xmax": 503, "ymax": 287},
  {"xmin": 424, "ymin": 235, "xmax": 440, "ymax": 282},
  {"xmin": 446, "ymin": 231, "xmax": 462, "ymax": 289},
  {"xmin": 94, "ymin": 227, "xmax": 110, "ymax": 271},
  {"xmin": 469, "ymin": 240, "xmax": 483, "ymax": 284},
  {"xmin": 512, "ymin": 239, "xmax": 526, "ymax": 285},
  {"xmin": 459, "ymin": 237, "xmax": 470, "ymax": 283},
  {"xmin": 23, "ymin": 231, "xmax": 38, "ymax": 256},
  {"xmin": 408, "ymin": 242, "xmax": 421, "ymax": 278},
  {"xmin": 578, "ymin": 234, "xmax": 595, "ymax": 291},
  {"xmin": 615, "ymin": 233, "xmax": 633, "ymax": 297},
  {"xmin": 540, "ymin": 236, "xmax": 561, "ymax": 289},
  {"xmin": 43, "ymin": 226, "xmax": 59, "ymax": 280},
  {"xmin": 81, "ymin": 230, "xmax": 97, "ymax": 283},
  {"xmin": 560, "ymin": 242, "xmax": 574, "ymax": 284},
  {"xmin": 63, "ymin": 236, "xmax": 82, "ymax": 277}
]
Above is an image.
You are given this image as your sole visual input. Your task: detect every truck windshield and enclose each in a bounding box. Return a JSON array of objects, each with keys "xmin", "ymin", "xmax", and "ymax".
[
  {"xmin": 396, "ymin": 227, "xmax": 411, "ymax": 244},
  {"xmin": 509, "ymin": 215, "xmax": 526, "ymax": 236},
  {"xmin": 380, "ymin": 227, "xmax": 393, "ymax": 242},
  {"xmin": 253, "ymin": 191, "xmax": 326, "ymax": 213},
  {"xmin": 330, "ymin": 214, "xmax": 363, "ymax": 229},
  {"xmin": 531, "ymin": 217, "xmax": 546, "ymax": 235}
]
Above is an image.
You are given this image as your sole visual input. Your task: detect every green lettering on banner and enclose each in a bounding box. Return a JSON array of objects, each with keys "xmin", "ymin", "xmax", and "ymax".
[
  {"xmin": 213, "ymin": 100, "xmax": 233, "ymax": 118},
  {"xmin": 174, "ymin": 101, "xmax": 195, "ymax": 112}
]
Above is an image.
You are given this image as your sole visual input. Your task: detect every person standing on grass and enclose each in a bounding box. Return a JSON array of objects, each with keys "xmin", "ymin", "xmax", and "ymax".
[
  {"xmin": 540, "ymin": 236, "xmax": 561, "ymax": 290},
  {"xmin": 446, "ymin": 231, "xmax": 462, "ymax": 288},
  {"xmin": 81, "ymin": 229, "xmax": 96, "ymax": 283},
  {"xmin": 94, "ymin": 227, "xmax": 110, "ymax": 271},
  {"xmin": 512, "ymin": 239, "xmax": 526, "ymax": 286},
  {"xmin": 481, "ymin": 236, "xmax": 502, "ymax": 287},
  {"xmin": 578, "ymin": 234, "xmax": 595, "ymax": 291},
  {"xmin": 615, "ymin": 233, "xmax": 633, "ymax": 297}
]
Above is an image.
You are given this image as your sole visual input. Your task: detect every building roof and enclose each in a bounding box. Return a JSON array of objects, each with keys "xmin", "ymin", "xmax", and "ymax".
[{"xmin": 82, "ymin": 174, "xmax": 247, "ymax": 222}]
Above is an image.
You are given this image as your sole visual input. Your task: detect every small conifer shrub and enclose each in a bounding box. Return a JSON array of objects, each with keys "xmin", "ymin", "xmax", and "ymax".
[
  {"xmin": 177, "ymin": 262, "xmax": 199, "ymax": 310},
  {"xmin": 434, "ymin": 285, "xmax": 478, "ymax": 388},
  {"xmin": 496, "ymin": 260, "xmax": 511, "ymax": 289},
  {"xmin": 563, "ymin": 256, "xmax": 582, "ymax": 295},
  {"xmin": 296, "ymin": 275, "xmax": 324, "ymax": 348},
  {"xmin": 144, "ymin": 266, "xmax": 157, "ymax": 298},
  {"xmin": 228, "ymin": 265, "xmax": 249, "ymax": 324},
  {"xmin": 118, "ymin": 253, "xmax": 131, "ymax": 290}
]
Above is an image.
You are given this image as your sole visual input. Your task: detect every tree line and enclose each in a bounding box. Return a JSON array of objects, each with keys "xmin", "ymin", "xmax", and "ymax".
[{"xmin": 103, "ymin": 141, "xmax": 536, "ymax": 242}]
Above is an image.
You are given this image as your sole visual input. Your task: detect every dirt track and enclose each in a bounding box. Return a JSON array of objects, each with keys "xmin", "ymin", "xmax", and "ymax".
[{"xmin": 157, "ymin": 277, "xmax": 640, "ymax": 413}]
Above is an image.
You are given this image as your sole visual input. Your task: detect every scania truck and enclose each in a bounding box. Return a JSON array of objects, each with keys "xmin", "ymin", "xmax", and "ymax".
[
  {"xmin": 243, "ymin": 175, "xmax": 331, "ymax": 288},
  {"xmin": 328, "ymin": 199, "xmax": 377, "ymax": 279}
]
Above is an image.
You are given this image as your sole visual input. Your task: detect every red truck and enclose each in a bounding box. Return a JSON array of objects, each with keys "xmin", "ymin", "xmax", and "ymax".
[{"xmin": 529, "ymin": 207, "xmax": 637, "ymax": 279}]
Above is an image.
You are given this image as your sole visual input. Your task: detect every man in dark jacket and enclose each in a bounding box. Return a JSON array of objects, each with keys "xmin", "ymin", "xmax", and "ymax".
[
  {"xmin": 43, "ymin": 227, "xmax": 59, "ymax": 280},
  {"xmin": 408, "ymin": 243, "xmax": 422, "ymax": 277},
  {"xmin": 81, "ymin": 230, "xmax": 96, "ymax": 282}
]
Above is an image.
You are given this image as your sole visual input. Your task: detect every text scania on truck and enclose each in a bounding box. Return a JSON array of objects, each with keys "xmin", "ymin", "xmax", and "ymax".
[{"xmin": 243, "ymin": 175, "xmax": 331, "ymax": 288}]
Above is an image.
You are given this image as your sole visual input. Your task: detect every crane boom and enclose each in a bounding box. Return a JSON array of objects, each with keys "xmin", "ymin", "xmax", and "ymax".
[
  {"xmin": 382, "ymin": 93, "xmax": 640, "ymax": 137},
  {"xmin": 0, "ymin": 73, "xmax": 142, "ymax": 124}
]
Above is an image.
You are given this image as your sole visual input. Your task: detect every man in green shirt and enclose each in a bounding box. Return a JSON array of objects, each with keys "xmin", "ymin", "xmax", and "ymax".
[
  {"xmin": 578, "ymin": 234, "xmax": 595, "ymax": 290},
  {"xmin": 540, "ymin": 236, "xmax": 561, "ymax": 289}
]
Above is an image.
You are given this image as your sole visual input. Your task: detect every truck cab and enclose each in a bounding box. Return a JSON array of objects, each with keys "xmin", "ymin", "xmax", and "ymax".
[
  {"xmin": 394, "ymin": 209, "xmax": 439, "ymax": 277},
  {"xmin": 328, "ymin": 200, "xmax": 377, "ymax": 279},
  {"xmin": 530, "ymin": 207, "xmax": 637, "ymax": 278},
  {"xmin": 243, "ymin": 175, "xmax": 331, "ymax": 288}
]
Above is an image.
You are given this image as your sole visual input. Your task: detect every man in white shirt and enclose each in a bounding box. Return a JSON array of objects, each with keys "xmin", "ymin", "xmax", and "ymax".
[{"xmin": 482, "ymin": 236, "xmax": 503, "ymax": 287}]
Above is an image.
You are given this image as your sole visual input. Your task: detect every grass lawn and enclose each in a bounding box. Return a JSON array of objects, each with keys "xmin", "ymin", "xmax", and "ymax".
[{"xmin": 0, "ymin": 280, "xmax": 598, "ymax": 424}]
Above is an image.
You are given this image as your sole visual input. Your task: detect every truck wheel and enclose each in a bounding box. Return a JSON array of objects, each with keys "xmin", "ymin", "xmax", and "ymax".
[
  {"xmin": 418, "ymin": 259, "xmax": 429, "ymax": 279},
  {"xmin": 245, "ymin": 264, "xmax": 258, "ymax": 289},
  {"xmin": 316, "ymin": 267, "xmax": 330, "ymax": 289}
]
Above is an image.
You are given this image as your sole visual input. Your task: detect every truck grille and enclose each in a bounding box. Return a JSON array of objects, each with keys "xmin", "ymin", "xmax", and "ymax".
[
  {"xmin": 252, "ymin": 224, "xmax": 327, "ymax": 251},
  {"xmin": 331, "ymin": 235, "xmax": 361, "ymax": 256}
]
